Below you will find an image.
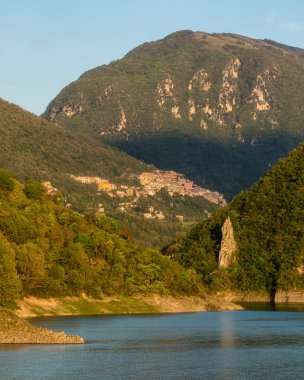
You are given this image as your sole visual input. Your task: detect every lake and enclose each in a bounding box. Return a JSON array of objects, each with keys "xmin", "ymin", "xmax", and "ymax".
[{"xmin": 0, "ymin": 308, "xmax": 304, "ymax": 379}]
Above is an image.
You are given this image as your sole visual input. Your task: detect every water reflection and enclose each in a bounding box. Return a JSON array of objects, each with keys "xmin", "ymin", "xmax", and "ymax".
[
  {"xmin": 219, "ymin": 312, "xmax": 236, "ymax": 348},
  {"xmin": 0, "ymin": 344, "xmax": 30, "ymax": 351},
  {"xmin": 237, "ymin": 302, "xmax": 304, "ymax": 312},
  {"xmin": 0, "ymin": 343, "xmax": 82, "ymax": 352},
  {"xmin": 216, "ymin": 312, "xmax": 237, "ymax": 380}
]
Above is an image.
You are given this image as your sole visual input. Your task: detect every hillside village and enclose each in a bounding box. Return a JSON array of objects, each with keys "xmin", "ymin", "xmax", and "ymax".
[
  {"xmin": 138, "ymin": 171, "xmax": 226, "ymax": 205},
  {"xmin": 66, "ymin": 170, "xmax": 226, "ymax": 220}
]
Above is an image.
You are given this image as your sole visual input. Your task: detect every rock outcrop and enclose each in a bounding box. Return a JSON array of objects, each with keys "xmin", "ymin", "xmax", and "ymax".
[
  {"xmin": 188, "ymin": 68, "xmax": 211, "ymax": 124},
  {"xmin": 48, "ymin": 104, "xmax": 83, "ymax": 120},
  {"xmin": 117, "ymin": 106, "xmax": 127, "ymax": 131},
  {"xmin": 188, "ymin": 58, "xmax": 241, "ymax": 126},
  {"xmin": 218, "ymin": 57, "xmax": 241, "ymax": 114},
  {"xmin": 249, "ymin": 74, "xmax": 272, "ymax": 111},
  {"xmin": 156, "ymin": 76, "xmax": 181, "ymax": 118},
  {"xmin": 188, "ymin": 68, "xmax": 211, "ymax": 92},
  {"xmin": 0, "ymin": 309, "xmax": 84, "ymax": 344},
  {"xmin": 219, "ymin": 217, "xmax": 236, "ymax": 268}
]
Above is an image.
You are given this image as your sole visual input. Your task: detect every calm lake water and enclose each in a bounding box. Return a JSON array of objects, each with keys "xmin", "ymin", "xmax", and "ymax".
[{"xmin": 1, "ymin": 307, "xmax": 304, "ymax": 379}]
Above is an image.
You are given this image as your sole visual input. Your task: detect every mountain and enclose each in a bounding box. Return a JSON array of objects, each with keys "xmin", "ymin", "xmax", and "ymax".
[
  {"xmin": 166, "ymin": 142, "xmax": 304, "ymax": 300},
  {"xmin": 0, "ymin": 170, "xmax": 203, "ymax": 307},
  {"xmin": 44, "ymin": 30, "xmax": 304, "ymax": 200},
  {"xmin": 0, "ymin": 98, "xmax": 148, "ymax": 191},
  {"xmin": 0, "ymin": 98, "xmax": 220, "ymax": 247}
]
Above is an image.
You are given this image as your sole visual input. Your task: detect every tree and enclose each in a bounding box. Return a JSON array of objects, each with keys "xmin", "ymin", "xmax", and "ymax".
[
  {"xmin": 0, "ymin": 168, "xmax": 15, "ymax": 193},
  {"xmin": 0, "ymin": 234, "xmax": 22, "ymax": 305},
  {"xmin": 24, "ymin": 180, "xmax": 45, "ymax": 200},
  {"xmin": 16, "ymin": 242, "xmax": 46, "ymax": 292}
]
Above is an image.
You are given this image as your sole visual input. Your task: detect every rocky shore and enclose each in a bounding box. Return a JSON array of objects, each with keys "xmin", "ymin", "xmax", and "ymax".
[
  {"xmin": 138, "ymin": 294, "xmax": 243, "ymax": 313},
  {"xmin": 0, "ymin": 308, "xmax": 84, "ymax": 344},
  {"xmin": 221, "ymin": 290, "xmax": 304, "ymax": 304},
  {"xmin": 15, "ymin": 294, "xmax": 243, "ymax": 318}
]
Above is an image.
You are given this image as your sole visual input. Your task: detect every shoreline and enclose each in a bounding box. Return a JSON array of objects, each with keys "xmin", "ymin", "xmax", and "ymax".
[
  {"xmin": 16, "ymin": 290, "xmax": 304, "ymax": 319},
  {"xmin": 2, "ymin": 291, "xmax": 304, "ymax": 344},
  {"xmin": 0, "ymin": 308, "xmax": 84, "ymax": 344},
  {"xmin": 16, "ymin": 294, "xmax": 243, "ymax": 319},
  {"xmin": 1, "ymin": 294, "xmax": 241, "ymax": 344},
  {"xmin": 223, "ymin": 290, "xmax": 304, "ymax": 304}
]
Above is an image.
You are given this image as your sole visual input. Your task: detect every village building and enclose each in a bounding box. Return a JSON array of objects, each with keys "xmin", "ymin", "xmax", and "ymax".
[{"xmin": 69, "ymin": 169, "xmax": 226, "ymax": 217}]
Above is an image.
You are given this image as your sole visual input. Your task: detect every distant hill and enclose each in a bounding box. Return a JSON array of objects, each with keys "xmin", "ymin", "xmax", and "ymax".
[
  {"xmin": 166, "ymin": 142, "xmax": 304, "ymax": 300},
  {"xmin": 0, "ymin": 98, "xmax": 219, "ymax": 247},
  {"xmin": 44, "ymin": 30, "xmax": 304, "ymax": 199},
  {"xmin": 0, "ymin": 98, "xmax": 148, "ymax": 190}
]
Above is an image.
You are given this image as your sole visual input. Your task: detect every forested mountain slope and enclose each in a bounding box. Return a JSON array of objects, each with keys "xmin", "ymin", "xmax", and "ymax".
[
  {"xmin": 0, "ymin": 98, "xmax": 148, "ymax": 203},
  {"xmin": 167, "ymin": 143, "xmax": 304, "ymax": 299},
  {"xmin": 45, "ymin": 30, "xmax": 304, "ymax": 199}
]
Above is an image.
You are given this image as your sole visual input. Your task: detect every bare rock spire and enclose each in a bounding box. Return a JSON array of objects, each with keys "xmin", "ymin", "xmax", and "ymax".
[{"xmin": 219, "ymin": 217, "xmax": 236, "ymax": 268}]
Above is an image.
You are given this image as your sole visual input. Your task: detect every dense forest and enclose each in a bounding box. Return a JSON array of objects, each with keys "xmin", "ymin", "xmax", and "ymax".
[
  {"xmin": 168, "ymin": 143, "xmax": 304, "ymax": 299},
  {"xmin": 0, "ymin": 168, "xmax": 202, "ymax": 308}
]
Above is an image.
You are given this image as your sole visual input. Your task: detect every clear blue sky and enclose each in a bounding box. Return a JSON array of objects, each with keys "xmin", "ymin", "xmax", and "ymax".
[{"xmin": 1, "ymin": 0, "xmax": 304, "ymax": 115}]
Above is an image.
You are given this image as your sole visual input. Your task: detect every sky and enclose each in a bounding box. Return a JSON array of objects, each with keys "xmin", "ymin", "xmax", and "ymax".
[{"xmin": 1, "ymin": 0, "xmax": 304, "ymax": 115}]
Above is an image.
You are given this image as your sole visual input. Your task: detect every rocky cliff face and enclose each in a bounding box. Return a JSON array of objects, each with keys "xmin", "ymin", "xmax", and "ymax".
[
  {"xmin": 44, "ymin": 30, "xmax": 304, "ymax": 199},
  {"xmin": 219, "ymin": 217, "xmax": 236, "ymax": 268},
  {"xmin": 46, "ymin": 54, "xmax": 277, "ymax": 132}
]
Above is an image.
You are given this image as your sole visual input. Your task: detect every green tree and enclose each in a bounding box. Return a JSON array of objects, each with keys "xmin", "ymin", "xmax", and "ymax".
[
  {"xmin": 0, "ymin": 168, "xmax": 15, "ymax": 193},
  {"xmin": 0, "ymin": 234, "xmax": 22, "ymax": 306},
  {"xmin": 24, "ymin": 180, "xmax": 45, "ymax": 200},
  {"xmin": 16, "ymin": 242, "xmax": 46, "ymax": 292}
]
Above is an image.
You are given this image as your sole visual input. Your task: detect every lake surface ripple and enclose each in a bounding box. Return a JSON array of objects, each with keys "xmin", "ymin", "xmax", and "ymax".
[{"xmin": 0, "ymin": 309, "xmax": 304, "ymax": 379}]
